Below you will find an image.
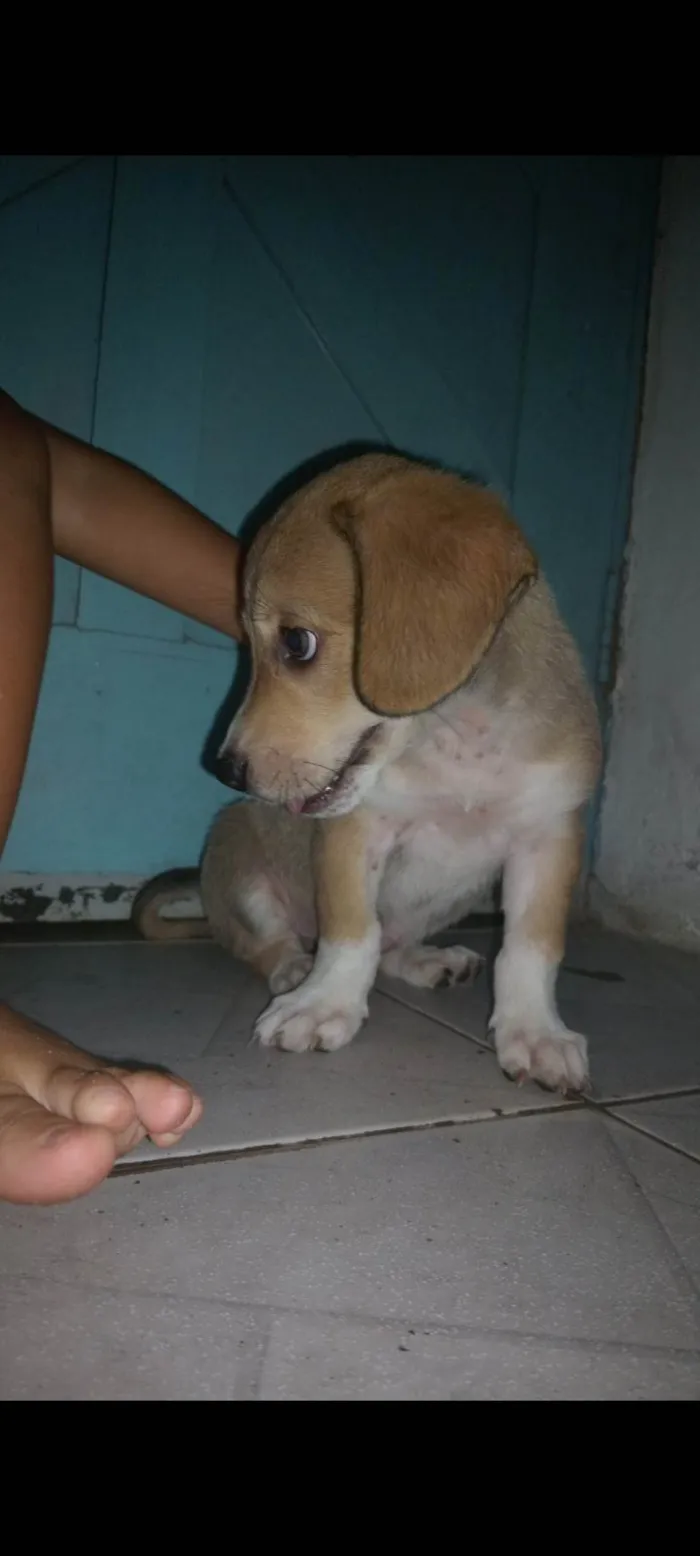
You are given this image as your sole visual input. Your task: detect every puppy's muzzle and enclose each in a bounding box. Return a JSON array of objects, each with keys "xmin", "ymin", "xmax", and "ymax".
[{"xmin": 215, "ymin": 746, "xmax": 249, "ymax": 793}]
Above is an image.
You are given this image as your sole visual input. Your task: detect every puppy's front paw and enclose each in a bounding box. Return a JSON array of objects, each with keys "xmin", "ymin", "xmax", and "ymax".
[
  {"xmin": 254, "ymin": 988, "xmax": 367, "ymax": 1053},
  {"xmin": 494, "ymin": 1022, "xmax": 590, "ymax": 1095}
]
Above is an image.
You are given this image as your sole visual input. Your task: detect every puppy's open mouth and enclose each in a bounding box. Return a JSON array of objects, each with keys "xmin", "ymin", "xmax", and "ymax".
[{"xmin": 290, "ymin": 726, "xmax": 382, "ymax": 816}]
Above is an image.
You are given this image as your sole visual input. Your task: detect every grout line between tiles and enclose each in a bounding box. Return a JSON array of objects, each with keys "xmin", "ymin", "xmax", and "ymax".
[
  {"xmin": 7, "ymin": 1268, "xmax": 700, "ymax": 1365},
  {"xmin": 596, "ymin": 1105, "xmax": 700, "ymax": 1167},
  {"xmin": 376, "ymin": 989, "xmax": 700, "ymax": 1108},
  {"xmin": 376, "ymin": 986, "xmax": 493, "ymax": 1050},
  {"xmin": 116, "ymin": 1085, "xmax": 700, "ymax": 1182},
  {"xmin": 592, "ymin": 1086, "xmax": 700, "ymax": 1107},
  {"xmin": 602, "ymin": 1116, "xmax": 700, "ymax": 1310},
  {"xmin": 112, "ymin": 1098, "xmax": 585, "ymax": 1179},
  {"xmin": 380, "ymin": 980, "xmax": 700, "ymax": 1107}
]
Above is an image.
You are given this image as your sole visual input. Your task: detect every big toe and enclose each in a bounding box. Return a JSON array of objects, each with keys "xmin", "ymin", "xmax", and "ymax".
[{"xmin": 0, "ymin": 1095, "xmax": 117, "ymax": 1205}]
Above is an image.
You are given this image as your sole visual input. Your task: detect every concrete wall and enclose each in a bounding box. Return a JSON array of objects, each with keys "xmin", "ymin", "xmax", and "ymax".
[{"xmin": 593, "ymin": 157, "xmax": 700, "ymax": 951}]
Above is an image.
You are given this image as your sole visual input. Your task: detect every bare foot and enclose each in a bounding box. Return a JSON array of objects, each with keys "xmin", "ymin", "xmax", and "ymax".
[{"xmin": 0, "ymin": 1003, "xmax": 203, "ymax": 1205}]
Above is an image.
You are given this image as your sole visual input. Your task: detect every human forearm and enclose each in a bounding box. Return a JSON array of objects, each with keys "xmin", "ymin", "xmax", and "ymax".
[
  {"xmin": 44, "ymin": 419, "xmax": 243, "ymax": 640},
  {"xmin": 0, "ymin": 395, "xmax": 53, "ymax": 851}
]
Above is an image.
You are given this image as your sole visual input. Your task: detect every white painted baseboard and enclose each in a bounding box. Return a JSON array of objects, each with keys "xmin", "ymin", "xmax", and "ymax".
[
  {"xmin": 0, "ymin": 872, "xmax": 591, "ymax": 930},
  {"xmin": 0, "ymin": 873, "xmax": 203, "ymax": 924}
]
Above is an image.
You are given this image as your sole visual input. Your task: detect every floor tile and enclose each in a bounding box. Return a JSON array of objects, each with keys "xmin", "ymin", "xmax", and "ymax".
[
  {"xmin": 0, "ymin": 938, "xmax": 573, "ymax": 1162},
  {"xmin": 2, "ymin": 930, "xmax": 698, "ymax": 1400},
  {"xmin": 380, "ymin": 925, "xmax": 700, "ymax": 1103},
  {"xmin": 2, "ymin": 1114, "xmax": 698, "ymax": 1362},
  {"xmin": 559, "ymin": 925, "xmax": 700, "ymax": 1010},
  {"xmin": 560, "ymin": 998, "xmax": 700, "ymax": 1104},
  {"xmin": 2, "ymin": 933, "xmax": 699, "ymax": 1163},
  {"xmin": 607, "ymin": 1119, "xmax": 700, "ymax": 1292},
  {"xmin": 608, "ymin": 1094, "xmax": 700, "ymax": 1163},
  {"xmin": 0, "ymin": 1279, "xmax": 268, "ymax": 1401},
  {"xmin": 0, "ymin": 941, "xmax": 239, "ymax": 1064},
  {"xmin": 260, "ymin": 1310, "xmax": 700, "ymax": 1400},
  {"xmin": 131, "ymin": 987, "xmax": 573, "ymax": 1163}
]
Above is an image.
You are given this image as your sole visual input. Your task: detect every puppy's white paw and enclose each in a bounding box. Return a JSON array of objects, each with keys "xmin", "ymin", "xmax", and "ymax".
[
  {"xmin": 268, "ymin": 953, "xmax": 315, "ymax": 996},
  {"xmin": 254, "ymin": 989, "xmax": 367, "ymax": 1053},
  {"xmin": 494, "ymin": 1022, "xmax": 590, "ymax": 1095},
  {"xmin": 382, "ymin": 944, "xmax": 484, "ymax": 990}
]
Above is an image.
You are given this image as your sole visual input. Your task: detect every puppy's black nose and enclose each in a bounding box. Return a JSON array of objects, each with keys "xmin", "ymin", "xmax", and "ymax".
[{"xmin": 216, "ymin": 749, "xmax": 249, "ymax": 793}]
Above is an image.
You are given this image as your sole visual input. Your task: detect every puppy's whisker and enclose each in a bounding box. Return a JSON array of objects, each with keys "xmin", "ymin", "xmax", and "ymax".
[
  {"xmin": 299, "ymin": 759, "xmax": 343, "ymax": 779},
  {"xmin": 260, "ymin": 746, "xmax": 342, "ymax": 782}
]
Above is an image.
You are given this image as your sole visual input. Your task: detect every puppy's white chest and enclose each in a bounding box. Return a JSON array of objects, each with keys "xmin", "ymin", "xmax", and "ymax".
[
  {"xmin": 368, "ymin": 698, "xmax": 580, "ymax": 851},
  {"xmin": 373, "ymin": 706, "xmax": 517, "ymax": 823}
]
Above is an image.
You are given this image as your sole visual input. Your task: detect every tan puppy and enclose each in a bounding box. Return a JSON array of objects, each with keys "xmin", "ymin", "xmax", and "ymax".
[{"xmin": 135, "ymin": 454, "xmax": 601, "ymax": 1092}]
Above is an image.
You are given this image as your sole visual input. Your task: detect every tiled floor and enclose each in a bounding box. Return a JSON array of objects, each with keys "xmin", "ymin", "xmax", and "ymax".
[{"xmin": 1, "ymin": 924, "xmax": 699, "ymax": 1399}]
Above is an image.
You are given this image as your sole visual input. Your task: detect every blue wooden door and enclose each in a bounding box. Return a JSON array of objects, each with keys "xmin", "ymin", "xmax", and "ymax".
[{"xmin": 0, "ymin": 156, "xmax": 658, "ymax": 919}]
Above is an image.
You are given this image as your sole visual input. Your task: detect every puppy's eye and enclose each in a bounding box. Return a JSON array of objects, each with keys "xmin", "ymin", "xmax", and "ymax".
[{"xmin": 279, "ymin": 627, "xmax": 319, "ymax": 664}]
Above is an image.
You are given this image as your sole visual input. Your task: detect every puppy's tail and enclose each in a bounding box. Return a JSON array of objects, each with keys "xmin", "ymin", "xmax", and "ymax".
[{"xmin": 131, "ymin": 868, "xmax": 211, "ymax": 942}]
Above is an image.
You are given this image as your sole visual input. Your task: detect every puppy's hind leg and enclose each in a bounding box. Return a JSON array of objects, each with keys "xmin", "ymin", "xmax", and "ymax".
[
  {"xmin": 211, "ymin": 883, "xmax": 312, "ymax": 989},
  {"xmin": 203, "ymin": 868, "xmax": 313, "ymax": 995},
  {"xmin": 242, "ymin": 881, "xmax": 314, "ymax": 994},
  {"xmin": 380, "ymin": 942, "xmax": 484, "ymax": 989}
]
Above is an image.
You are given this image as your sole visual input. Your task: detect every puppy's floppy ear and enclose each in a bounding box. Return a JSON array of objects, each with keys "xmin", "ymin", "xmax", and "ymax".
[{"xmin": 333, "ymin": 465, "xmax": 538, "ymax": 717}]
